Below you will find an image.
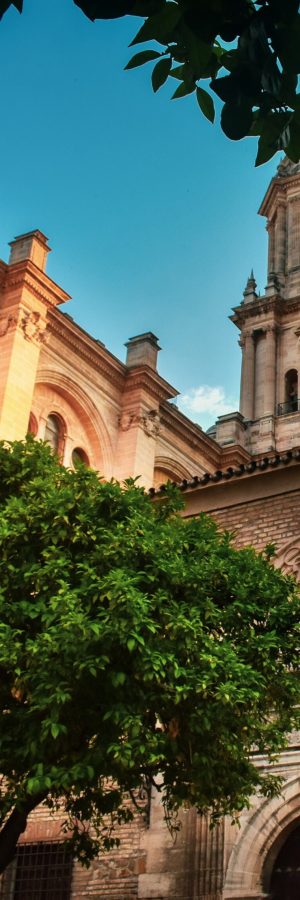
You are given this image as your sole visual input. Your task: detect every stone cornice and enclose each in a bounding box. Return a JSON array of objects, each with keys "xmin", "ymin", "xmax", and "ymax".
[
  {"xmin": 160, "ymin": 401, "xmax": 222, "ymax": 466},
  {"xmin": 259, "ymin": 173, "xmax": 300, "ymax": 218},
  {"xmin": 48, "ymin": 308, "xmax": 126, "ymax": 389},
  {"xmin": 230, "ymin": 294, "xmax": 300, "ymax": 330},
  {"xmin": 231, "ymin": 296, "xmax": 281, "ymax": 329},
  {"xmin": 3, "ymin": 259, "xmax": 70, "ymax": 308},
  {"xmin": 123, "ymin": 366, "xmax": 178, "ymax": 404}
]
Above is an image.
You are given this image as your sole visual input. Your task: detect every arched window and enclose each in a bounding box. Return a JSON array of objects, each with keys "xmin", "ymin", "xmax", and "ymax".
[
  {"xmin": 27, "ymin": 412, "xmax": 38, "ymax": 437},
  {"xmin": 285, "ymin": 369, "xmax": 298, "ymax": 412},
  {"xmin": 72, "ymin": 447, "xmax": 89, "ymax": 468},
  {"xmin": 44, "ymin": 414, "xmax": 64, "ymax": 456}
]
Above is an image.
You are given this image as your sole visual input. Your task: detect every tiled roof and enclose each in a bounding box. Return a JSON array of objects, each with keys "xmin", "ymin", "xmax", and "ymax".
[{"xmin": 149, "ymin": 448, "xmax": 300, "ymax": 495}]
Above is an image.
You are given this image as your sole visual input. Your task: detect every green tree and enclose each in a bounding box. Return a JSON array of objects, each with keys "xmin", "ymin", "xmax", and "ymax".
[
  {"xmin": 2, "ymin": 1, "xmax": 300, "ymax": 164},
  {"xmin": 0, "ymin": 438, "xmax": 299, "ymax": 874}
]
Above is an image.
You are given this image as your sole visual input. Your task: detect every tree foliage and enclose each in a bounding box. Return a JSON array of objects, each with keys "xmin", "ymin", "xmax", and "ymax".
[
  {"xmin": 0, "ymin": 439, "xmax": 300, "ymax": 872},
  {"xmin": 2, "ymin": 1, "xmax": 300, "ymax": 164}
]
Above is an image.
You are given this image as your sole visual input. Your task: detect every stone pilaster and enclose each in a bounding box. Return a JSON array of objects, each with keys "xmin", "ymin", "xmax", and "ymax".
[
  {"xmin": 0, "ymin": 232, "xmax": 69, "ymax": 442},
  {"xmin": 239, "ymin": 331, "xmax": 255, "ymax": 421},
  {"xmin": 0, "ymin": 305, "xmax": 48, "ymax": 441},
  {"xmin": 114, "ymin": 404, "xmax": 160, "ymax": 488},
  {"xmin": 267, "ymin": 219, "xmax": 275, "ymax": 278},
  {"xmin": 288, "ymin": 197, "xmax": 300, "ymax": 272},
  {"xmin": 264, "ymin": 325, "xmax": 277, "ymax": 416},
  {"xmin": 274, "ymin": 202, "xmax": 286, "ymax": 277}
]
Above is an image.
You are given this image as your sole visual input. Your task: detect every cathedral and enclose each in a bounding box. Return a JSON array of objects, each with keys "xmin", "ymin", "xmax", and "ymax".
[{"xmin": 1, "ymin": 157, "xmax": 300, "ymax": 898}]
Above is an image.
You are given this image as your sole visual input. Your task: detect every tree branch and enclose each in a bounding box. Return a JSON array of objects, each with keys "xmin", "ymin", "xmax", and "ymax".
[{"xmin": 0, "ymin": 794, "xmax": 46, "ymax": 875}]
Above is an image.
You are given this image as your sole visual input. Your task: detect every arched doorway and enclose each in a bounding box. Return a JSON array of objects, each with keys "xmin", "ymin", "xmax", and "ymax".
[{"xmin": 269, "ymin": 822, "xmax": 300, "ymax": 899}]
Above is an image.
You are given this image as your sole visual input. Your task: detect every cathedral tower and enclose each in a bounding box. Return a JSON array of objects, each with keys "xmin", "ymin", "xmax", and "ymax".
[{"xmin": 231, "ymin": 158, "xmax": 300, "ymax": 455}]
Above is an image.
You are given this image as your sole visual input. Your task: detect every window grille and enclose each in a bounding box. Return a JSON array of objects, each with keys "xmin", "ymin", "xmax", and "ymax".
[{"xmin": 0, "ymin": 842, "xmax": 72, "ymax": 900}]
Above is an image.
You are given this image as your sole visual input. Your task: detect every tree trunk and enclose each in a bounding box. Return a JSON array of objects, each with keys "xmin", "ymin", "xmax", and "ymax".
[{"xmin": 0, "ymin": 794, "xmax": 46, "ymax": 875}]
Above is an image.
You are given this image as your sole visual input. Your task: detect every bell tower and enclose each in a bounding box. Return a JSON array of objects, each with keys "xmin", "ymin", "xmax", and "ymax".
[{"xmin": 231, "ymin": 158, "xmax": 300, "ymax": 455}]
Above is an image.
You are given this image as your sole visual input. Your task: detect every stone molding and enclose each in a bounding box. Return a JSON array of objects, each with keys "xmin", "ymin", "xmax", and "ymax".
[
  {"xmin": 4, "ymin": 259, "xmax": 70, "ymax": 307},
  {"xmin": 35, "ymin": 368, "xmax": 114, "ymax": 475},
  {"xmin": 160, "ymin": 403, "xmax": 221, "ymax": 466},
  {"xmin": 48, "ymin": 312, "xmax": 125, "ymax": 391},
  {"xmin": 223, "ymin": 774, "xmax": 300, "ymax": 897},
  {"xmin": 124, "ymin": 367, "xmax": 177, "ymax": 405}
]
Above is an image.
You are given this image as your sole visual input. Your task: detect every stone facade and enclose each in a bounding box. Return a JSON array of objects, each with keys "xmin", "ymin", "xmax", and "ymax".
[{"xmin": 2, "ymin": 160, "xmax": 300, "ymax": 898}]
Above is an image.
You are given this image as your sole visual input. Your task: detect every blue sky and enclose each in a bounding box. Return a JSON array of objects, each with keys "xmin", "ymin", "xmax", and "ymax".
[{"xmin": 0, "ymin": 1, "xmax": 279, "ymax": 427}]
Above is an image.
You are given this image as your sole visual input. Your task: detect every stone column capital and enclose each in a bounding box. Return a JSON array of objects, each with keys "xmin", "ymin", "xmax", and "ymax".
[{"xmin": 242, "ymin": 328, "xmax": 255, "ymax": 341}]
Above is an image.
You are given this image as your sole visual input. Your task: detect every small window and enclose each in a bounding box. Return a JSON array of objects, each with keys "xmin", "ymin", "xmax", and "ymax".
[
  {"xmin": 285, "ymin": 369, "xmax": 298, "ymax": 412},
  {"xmin": 0, "ymin": 842, "xmax": 72, "ymax": 900},
  {"xmin": 72, "ymin": 447, "xmax": 89, "ymax": 467},
  {"xmin": 44, "ymin": 414, "xmax": 64, "ymax": 456}
]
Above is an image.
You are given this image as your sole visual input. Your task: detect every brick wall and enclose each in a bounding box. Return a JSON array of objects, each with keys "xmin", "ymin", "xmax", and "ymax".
[
  {"xmin": 0, "ymin": 799, "xmax": 147, "ymax": 900},
  {"xmin": 211, "ymin": 487, "xmax": 300, "ymax": 553}
]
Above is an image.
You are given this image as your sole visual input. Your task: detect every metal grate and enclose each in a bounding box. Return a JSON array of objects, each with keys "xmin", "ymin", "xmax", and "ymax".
[
  {"xmin": 277, "ymin": 398, "xmax": 300, "ymax": 415},
  {"xmin": 0, "ymin": 841, "xmax": 72, "ymax": 900}
]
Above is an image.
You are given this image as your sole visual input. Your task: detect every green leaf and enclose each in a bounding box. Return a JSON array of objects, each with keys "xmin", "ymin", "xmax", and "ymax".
[
  {"xmin": 255, "ymin": 111, "xmax": 293, "ymax": 166},
  {"xmin": 27, "ymin": 777, "xmax": 39, "ymax": 795},
  {"xmin": 152, "ymin": 57, "xmax": 171, "ymax": 92},
  {"xmin": 172, "ymin": 80, "xmax": 195, "ymax": 100},
  {"xmin": 279, "ymin": 17, "xmax": 300, "ymax": 74},
  {"xmin": 51, "ymin": 723, "xmax": 60, "ymax": 740},
  {"xmin": 196, "ymin": 87, "xmax": 215, "ymax": 123},
  {"xmin": 180, "ymin": 26, "xmax": 213, "ymax": 79},
  {"xmin": 127, "ymin": 638, "xmax": 136, "ymax": 651},
  {"xmin": 125, "ymin": 50, "xmax": 161, "ymax": 70},
  {"xmin": 221, "ymin": 102, "xmax": 253, "ymax": 141},
  {"xmin": 169, "ymin": 64, "xmax": 186, "ymax": 80},
  {"xmin": 285, "ymin": 113, "xmax": 300, "ymax": 163},
  {"xmin": 0, "ymin": 0, "xmax": 22, "ymax": 18},
  {"xmin": 74, "ymin": 0, "xmax": 136, "ymax": 20},
  {"xmin": 211, "ymin": 74, "xmax": 239, "ymax": 104},
  {"xmin": 130, "ymin": 4, "xmax": 182, "ymax": 46}
]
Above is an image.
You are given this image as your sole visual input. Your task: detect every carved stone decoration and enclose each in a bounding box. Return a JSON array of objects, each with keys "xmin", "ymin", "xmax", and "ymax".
[
  {"xmin": 20, "ymin": 311, "xmax": 47, "ymax": 344},
  {"xmin": 142, "ymin": 410, "xmax": 160, "ymax": 437},
  {"xmin": 118, "ymin": 408, "xmax": 160, "ymax": 438},
  {"xmin": 118, "ymin": 410, "xmax": 140, "ymax": 432},
  {"xmin": 277, "ymin": 157, "xmax": 300, "ymax": 178},
  {"xmin": 0, "ymin": 315, "xmax": 17, "ymax": 337},
  {"xmin": 274, "ymin": 540, "xmax": 300, "ymax": 580},
  {"xmin": 286, "ymin": 729, "xmax": 300, "ymax": 747}
]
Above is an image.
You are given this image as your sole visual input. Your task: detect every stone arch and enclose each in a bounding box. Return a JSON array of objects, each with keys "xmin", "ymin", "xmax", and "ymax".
[
  {"xmin": 223, "ymin": 774, "xmax": 300, "ymax": 898},
  {"xmin": 263, "ymin": 814, "xmax": 300, "ymax": 896},
  {"xmin": 154, "ymin": 456, "xmax": 192, "ymax": 486},
  {"xmin": 33, "ymin": 370, "xmax": 113, "ymax": 477}
]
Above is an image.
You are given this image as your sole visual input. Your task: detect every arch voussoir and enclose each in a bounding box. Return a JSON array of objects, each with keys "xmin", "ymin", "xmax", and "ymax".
[{"xmin": 223, "ymin": 775, "xmax": 300, "ymax": 898}]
